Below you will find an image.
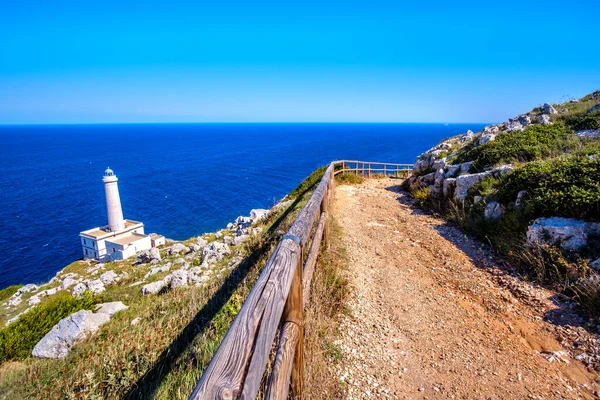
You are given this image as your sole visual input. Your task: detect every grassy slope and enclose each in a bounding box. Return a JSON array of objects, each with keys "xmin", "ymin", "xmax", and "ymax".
[
  {"xmin": 0, "ymin": 166, "xmax": 348, "ymax": 399},
  {"xmin": 408, "ymin": 90, "xmax": 600, "ymax": 321}
]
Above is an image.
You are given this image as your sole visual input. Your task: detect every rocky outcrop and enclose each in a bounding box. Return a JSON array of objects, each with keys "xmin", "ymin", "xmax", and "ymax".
[
  {"xmin": 168, "ymin": 243, "xmax": 189, "ymax": 256},
  {"xmin": 454, "ymin": 165, "xmax": 513, "ymax": 202},
  {"xmin": 141, "ymin": 276, "xmax": 171, "ymax": 295},
  {"xmin": 526, "ymin": 217, "xmax": 600, "ymax": 251},
  {"xmin": 31, "ymin": 302, "xmax": 128, "ymax": 359},
  {"xmin": 541, "ymin": 103, "xmax": 558, "ymax": 115},
  {"xmin": 576, "ymin": 130, "xmax": 600, "ymax": 138},
  {"xmin": 201, "ymin": 242, "xmax": 230, "ymax": 267},
  {"xmin": 137, "ymin": 247, "xmax": 161, "ymax": 263},
  {"xmin": 170, "ymin": 269, "xmax": 189, "ymax": 289},
  {"xmin": 484, "ymin": 202, "xmax": 504, "ymax": 221},
  {"xmin": 537, "ymin": 114, "xmax": 552, "ymax": 125}
]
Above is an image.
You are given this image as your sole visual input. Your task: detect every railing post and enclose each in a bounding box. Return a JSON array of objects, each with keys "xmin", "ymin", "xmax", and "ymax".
[
  {"xmin": 384, "ymin": 164, "xmax": 386, "ymax": 176},
  {"xmin": 368, "ymin": 163, "xmax": 371, "ymax": 178},
  {"xmin": 321, "ymin": 177, "xmax": 330, "ymax": 247},
  {"xmin": 281, "ymin": 254, "xmax": 303, "ymax": 398}
]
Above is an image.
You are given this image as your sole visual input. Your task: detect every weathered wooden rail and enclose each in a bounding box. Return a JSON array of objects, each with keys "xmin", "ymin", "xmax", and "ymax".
[{"xmin": 189, "ymin": 160, "xmax": 413, "ymax": 400}]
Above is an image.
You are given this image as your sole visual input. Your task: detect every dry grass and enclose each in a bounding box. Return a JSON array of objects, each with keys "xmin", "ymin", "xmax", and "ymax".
[
  {"xmin": 303, "ymin": 217, "xmax": 349, "ymax": 399},
  {"xmin": 0, "ymin": 170, "xmax": 324, "ymax": 399}
]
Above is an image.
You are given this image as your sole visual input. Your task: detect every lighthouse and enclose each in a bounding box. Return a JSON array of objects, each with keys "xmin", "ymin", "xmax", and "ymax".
[
  {"xmin": 79, "ymin": 168, "xmax": 165, "ymax": 261},
  {"xmin": 103, "ymin": 168, "xmax": 125, "ymax": 232}
]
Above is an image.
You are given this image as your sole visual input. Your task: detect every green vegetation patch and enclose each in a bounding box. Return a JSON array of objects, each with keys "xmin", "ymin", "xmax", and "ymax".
[
  {"xmin": 335, "ymin": 171, "xmax": 364, "ymax": 185},
  {"xmin": 454, "ymin": 124, "xmax": 579, "ymax": 171},
  {"xmin": 496, "ymin": 155, "xmax": 600, "ymax": 221},
  {"xmin": 0, "ymin": 285, "xmax": 23, "ymax": 303},
  {"xmin": 287, "ymin": 166, "xmax": 327, "ymax": 199},
  {"xmin": 0, "ymin": 291, "xmax": 98, "ymax": 363}
]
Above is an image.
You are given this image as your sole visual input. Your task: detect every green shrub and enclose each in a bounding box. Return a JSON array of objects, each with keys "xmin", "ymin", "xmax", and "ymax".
[
  {"xmin": 335, "ymin": 171, "xmax": 364, "ymax": 185},
  {"xmin": 496, "ymin": 155, "xmax": 600, "ymax": 221},
  {"xmin": 454, "ymin": 124, "xmax": 579, "ymax": 171},
  {"xmin": 564, "ymin": 111, "xmax": 600, "ymax": 131},
  {"xmin": 0, "ymin": 291, "xmax": 98, "ymax": 363},
  {"xmin": 411, "ymin": 186, "xmax": 431, "ymax": 207},
  {"xmin": 287, "ymin": 166, "xmax": 327, "ymax": 198},
  {"xmin": 0, "ymin": 285, "xmax": 23, "ymax": 303}
]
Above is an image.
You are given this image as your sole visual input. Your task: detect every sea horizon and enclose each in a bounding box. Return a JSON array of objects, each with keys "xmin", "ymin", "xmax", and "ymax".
[{"xmin": 0, "ymin": 122, "xmax": 487, "ymax": 288}]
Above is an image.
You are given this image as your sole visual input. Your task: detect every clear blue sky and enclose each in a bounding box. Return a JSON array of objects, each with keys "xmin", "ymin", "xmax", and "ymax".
[{"xmin": 0, "ymin": 1, "xmax": 598, "ymax": 124}]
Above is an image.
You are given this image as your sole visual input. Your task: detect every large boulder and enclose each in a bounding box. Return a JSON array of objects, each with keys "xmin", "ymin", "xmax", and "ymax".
[
  {"xmin": 442, "ymin": 178, "xmax": 457, "ymax": 198},
  {"xmin": 201, "ymin": 242, "xmax": 231, "ymax": 267},
  {"xmin": 541, "ymin": 103, "xmax": 558, "ymax": 115},
  {"xmin": 188, "ymin": 267, "xmax": 211, "ymax": 285},
  {"xmin": 250, "ymin": 209, "xmax": 269, "ymax": 221},
  {"xmin": 137, "ymin": 247, "xmax": 161, "ymax": 263},
  {"xmin": 454, "ymin": 165, "xmax": 513, "ymax": 202},
  {"xmin": 505, "ymin": 118, "xmax": 524, "ymax": 132},
  {"xmin": 144, "ymin": 264, "xmax": 171, "ymax": 279},
  {"xmin": 526, "ymin": 217, "xmax": 600, "ymax": 251},
  {"xmin": 72, "ymin": 279, "xmax": 105, "ymax": 296},
  {"xmin": 536, "ymin": 114, "xmax": 552, "ymax": 125},
  {"xmin": 444, "ymin": 165, "xmax": 460, "ymax": 178},
  {"xmin": 196, "ymin": 237, "xmax": 208, "ymax": 248},
  {"xmin": 170, "ymin": 269, "xmax": 189, "ymax": 289},
  {"xmin": 31, "ymin": 302, "xmax": 128, "ymax": 359},
  {"xmin": 168, "ymin": 243, "xmax": 189, "ymax": 256},
  {"xmin": 141, "ymin": 276, "xmax": 171, "ymax": 295},
  {"xmin": 479, "ymin": 133, "xmax": 496, "ymax": 145},
  {"xmin": 99, "ymin": 270, "xmax": 118, "ymax": 286},
  {"xmin": 458, "ymin": 130, "xmax": 476, "ymax": 143}
]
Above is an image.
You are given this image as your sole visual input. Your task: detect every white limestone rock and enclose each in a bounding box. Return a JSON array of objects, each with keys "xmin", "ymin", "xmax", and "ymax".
[
  {"xmin": 459, "ymin": 162, "xmax": 472, "ymax": 174},
  {"xmin": 137, "ymin": 247, "xmax": 161, "ymax": 263},
  {"xmin": 99, "ymin": 270, "xmax": 118, "ymax": 286},
  {"xmin": 173, "ymin": 257, "xmax": 186, "ymax": 265},
  {"xmin": 95, "ymin": 301, "xmax": 128, "ymax": 316},
  {"xmin": 141, "ymin": 276, "xmax": 171, "ymax": 295},
  {"xmin": 14, "ymin": 284, "xmax": 38, "ymax": 297},
  {"xmin": 526, "ymin": 217, "xmax": 600, "ymax": 251},
  {"xmin": 144, "ymin": 264, "xmax": 171, "ymax": 279},
  {"xmin": 196, "ymin": 237, "xmax": 208, "ymax": 248},
  {"xmin": 8, "ymin": 296, "xmax": 22, "ymax": 306},
  {"xmin": 31, "ymin": 303, "xmax": 127, "ymax": 359},
  {"xmin": 444, "ymin": 165, "xmax": 460, "ymax": 178},
  {"xmin": 537, "ymin": 114, "xmax": 552, "ymax": 125},
  {"xmin": 442, "ymin": 178, "xmax": 457, "ymax": 198},
  {"xmin": 28, "ymin": 295, "xmax": 41, "ymax": 306},
  {"xmin": 515, "ymin": 190, "xmax": 527, "ymax": 208},
  {"xmin": 86, "ymin": 279, "xmax": 105, "ymax": 295},
  {"xmin": 171, "ymin": 269, "xmax": 189, "ymax": 289},
  {"xmin": 168, "ymin": 243, "xmax": 189, "ymax": 255},
  {"xmin": 541, "ymin": 103, "xmax": 558, "ymax": 115},
  {"xmin": 505, "ymin": 119, "xmax": 524, "ymax": 132},
  {"xmin": 479, "ymin": 133, "xmax": 497, "ymax": 145},
  {"xmin": 201, "ymin": 242, "xmax": 230, "ymax": 267},
  {"xmin": 484, "ymin": 202, "xmax": 504, "ymax": 221},
  {"xmin": 458, "ymin": 130, "xmax": 476, "ymax": 143},
  {"xmin": 189, "ymin": 243, "xmax": 201, "ymax": 253},
  {"xmin": 232, "ymin": 235, "xmax": 250, "ymax": 246},
  {"xmin": 72, "ymin": 282, "xmax": 88, "ymax": 296},
  {"xmin": 454, "ymin": 165, "xmax": 513, "ymax": 202},
  {"xmin": 61, "ymin": 277, "xmax": 79, "ymax": 290},
  {"xmin": 431, "ymin": 158, "xmax": 447, "ymax": 172},
  {"xmin": 250, "ymin": 209, "xmax": 269, "ymax": 221},
  {"xmin": 235, "ymin": 216, "xmax": 252, "ymax": 228}
]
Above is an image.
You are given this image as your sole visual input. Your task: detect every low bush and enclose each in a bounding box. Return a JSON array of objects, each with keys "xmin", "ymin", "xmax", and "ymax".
[
  {"xmin": 335, "ymin": 171, "xmax": 364, "ymax": 185},
  {"xmin": 496, "ymin": 155, "xmax": 600, "ymax": 221},
  {"xmin": 0, "ymin": 291, "xmax": 98, "ymax": 363},
  {"xmin": 564, "ymin": 111, "xmax": 600, "ymax": 132},
  {"xmin": 411, "ymin": 186, "xmax": 431, "ymax": 207},
  {"xmin": 0, "ymin": 285, "xmax": 23, "ymax": 303},
  {"xmin": 288, "ymin": 166, "xmax": 327, "ymax": 198},
  {"xmin": 454, "ymin": 124, "xmax": 579, "ymax": 171}
]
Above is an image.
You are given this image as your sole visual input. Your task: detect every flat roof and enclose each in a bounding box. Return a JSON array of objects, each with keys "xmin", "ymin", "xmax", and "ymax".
[
  {"xmin": 107, "ymin": 232, "xmax": 148, "ymax": 246},
  {"xmin": 80, "ymin": 219, "xmax": 144, "ymax": 239}
]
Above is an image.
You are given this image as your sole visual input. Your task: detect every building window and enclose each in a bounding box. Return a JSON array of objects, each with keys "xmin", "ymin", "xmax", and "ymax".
[
  {"xmin": 85, "ymin": 249, "xmax": 88, "ymax": 256},
  {"xmin": 113, "ymin": 248, "xmax": 116, "ymax": 253}
]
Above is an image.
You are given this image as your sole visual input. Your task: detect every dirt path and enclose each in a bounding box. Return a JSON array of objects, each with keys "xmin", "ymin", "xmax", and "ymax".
[{"xmin": 333, "ymin": 178, "xmax": 600, "ymax": 399}]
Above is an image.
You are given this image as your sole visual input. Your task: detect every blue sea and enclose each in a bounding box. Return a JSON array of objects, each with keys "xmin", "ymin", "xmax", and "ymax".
[{"xmin": 0, "ymin": 123, "xmax": 486, "ymax": 288}]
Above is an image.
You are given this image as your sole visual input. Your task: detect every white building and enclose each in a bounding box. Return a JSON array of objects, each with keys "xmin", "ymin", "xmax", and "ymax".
[{"xmin": 80, "ymin": 168, "xmax": 161, "ymax": 261}]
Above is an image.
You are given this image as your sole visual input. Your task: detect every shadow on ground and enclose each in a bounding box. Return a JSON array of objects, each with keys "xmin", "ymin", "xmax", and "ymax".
[{"xmin": 383, "ymin": 181, "xmax": 590, "ymax": 331}]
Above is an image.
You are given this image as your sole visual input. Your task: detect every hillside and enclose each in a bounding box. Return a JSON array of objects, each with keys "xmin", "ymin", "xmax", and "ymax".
[{"xmin": 404, "ymin": 90, "xmax": 600, "ymax": 320}]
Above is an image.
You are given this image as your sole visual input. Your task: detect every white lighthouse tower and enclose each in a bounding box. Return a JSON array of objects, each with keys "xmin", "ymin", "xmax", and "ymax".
[
  {"xmin": 79, "ymin": 168, "xmax": 164, "ymax": 261},
  {"xmin": 102, "ymin": 168, "xmax": 125, "ymax": 232}
]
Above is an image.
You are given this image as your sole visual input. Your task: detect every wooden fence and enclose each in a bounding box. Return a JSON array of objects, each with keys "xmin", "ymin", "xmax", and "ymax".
[{"xmin": 189, "ymin": 160, "xmax": 413, "ymax": 400}]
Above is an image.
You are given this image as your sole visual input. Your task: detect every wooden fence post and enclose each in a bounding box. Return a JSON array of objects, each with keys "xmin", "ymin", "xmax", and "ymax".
[{"xmin": 281, "ymin": 255, "xmax": 303, "ymax": 398}]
